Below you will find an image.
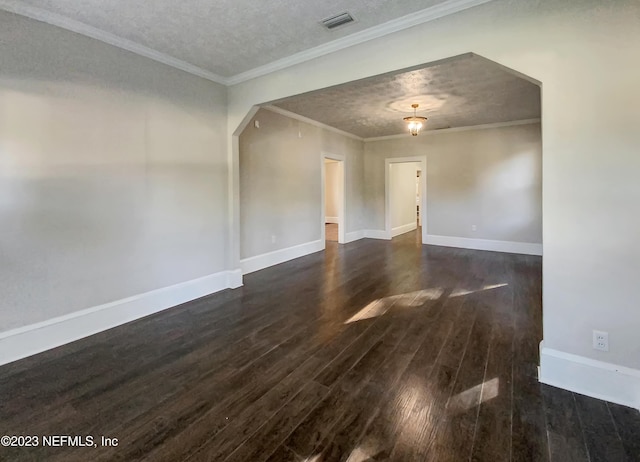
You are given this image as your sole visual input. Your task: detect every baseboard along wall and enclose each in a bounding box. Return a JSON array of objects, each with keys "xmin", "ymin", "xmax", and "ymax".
[{"xmin": 0, "ymin": 270, "xmax": 243, "ymax": 367}]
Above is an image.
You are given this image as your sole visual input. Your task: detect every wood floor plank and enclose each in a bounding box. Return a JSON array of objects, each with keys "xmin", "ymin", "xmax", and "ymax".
[
  {"xmin": 305, "ymin": 382, "xmax": 384, "ymax": 462},
  {"xmin": 436, "ymin": 296, "xmax": 479, "ymax": 370},
  {"xmin": 1, "ymin": 232, "xmax": 637, "ymax": 462},
  {"xmin": 574, "ymin": 393, "xmax": 627, "ymax": 462},
  {"xmin": 356, "ymin": 285, "xmax": 461, "ymax": 460},
  {"xmin": 510, "ymin": 252, "xmax": 549, "ymax": 462},
  {"xmin": 94, "ymin": 325, "xmax": 325, "ymax": 462},
  {"xmin": 390, "ymin": 361, "xmax": 458, "ymax": 461},
  {"xmin": 144, "ymin": 355, "xmax": 326, "ymax": 462},
  {"xmin": 470, "ymin": 313, "xmax": 514, "ymax": 462},
  {"xmin": 424, "ymin": 304, "xmax": 493, "ymax": 462},
  {"xmin": 313, "ymin": 321, "xmax": 391, "ymax": 388},
  {"xmin": 512, "ymin": 374, "xmax": 550, "ymax": 462},
  {"xmin": 282, "ymin": 318, "xmax": 413, "ymax": 459},
  {"xmin": 541, "ymin": 385, "xmax": 590, "ymax": 462},
  {"xmin": 607, "ymin": 402, "xmax": 640, "ymax": 461},
  {"xmin": 214, "ymin": 380, "xmax": 330, "ymax": 462},
  {"xmin": 265, "ymin": 445, "xmax": 304, "ymax": 462}
]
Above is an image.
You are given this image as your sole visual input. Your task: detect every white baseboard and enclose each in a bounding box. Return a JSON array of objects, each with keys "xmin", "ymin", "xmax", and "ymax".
[
  {"xmin": 324, "ymin": 217, "xmax": 339, "ymax": 224},
  {"xmin": 0, "ymin": 270, "xmax": 243, "ymax": 367},
  {"xmin": 241, "ymin": 239, "xmax": 324, "ymax": 275},
  {"xmin": 391, "ymin": 222, "xmax": 417, "ymax": 238},
  {"xmin": 363, "ymin": 229, "xmax": 391, "ymax": 240},
  {"xmin": 425, "ymin": 234, "xmax": 543, "ymax": 256},
  {"xmin": 345, "ymin": 230, "xmax": 365, "ymax": 243},
  {"xmin": 539, "ymin": 343, "xmax": 640, "ymax": 410},
  {"xmin": 226, "ymin": 269, "xmax": 244, "ymax": 289}
]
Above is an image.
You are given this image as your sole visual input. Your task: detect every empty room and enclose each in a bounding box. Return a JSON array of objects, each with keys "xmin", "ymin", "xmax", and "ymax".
[{"xmin": 1, "ymin": 1, "xmax": 639, "ymax": 461}]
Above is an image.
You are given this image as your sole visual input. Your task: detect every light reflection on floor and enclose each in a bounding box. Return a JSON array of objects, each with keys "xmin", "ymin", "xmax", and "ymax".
[
  {"xmin": 448, "ymin": 377, "xmax": 500, "ymax": 413},
  {"xmin": 449, "ymin": 283, "xmax": 508, "ymax": 298},
  {"xmin": 391, "ymin": 377, "xmax": 435, "ymax": 454},
  {"xmin": 329, "ymin": 281, "xmax": 508, "ymax": 459},
  {"xmin": 344, "ymin": 445, "xmax": 374, "ymax": 462},
  {"xmin": 345, "ymin": 284, "xmax": 508, "ymax": 324}
]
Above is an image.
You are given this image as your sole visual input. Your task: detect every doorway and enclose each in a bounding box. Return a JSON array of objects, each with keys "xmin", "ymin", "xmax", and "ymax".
[
  {"xmin": 385, "ymin": 156, "xmax": 427, "ymax": 243},
  {"xmin": 322, "ymin": 154, "xmax": 345, "ymax": 244}
]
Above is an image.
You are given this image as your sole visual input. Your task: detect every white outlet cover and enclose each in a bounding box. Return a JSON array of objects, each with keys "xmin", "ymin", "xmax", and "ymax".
[{"xmin": 593, "ymin": 330, "xmax": 609, "ymax": 352}]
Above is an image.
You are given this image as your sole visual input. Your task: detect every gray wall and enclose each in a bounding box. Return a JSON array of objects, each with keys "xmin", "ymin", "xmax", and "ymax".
[
  {"xmin": 0, "ymin": 11, "xmax": 228, "ymax": 332},
  {"xmin": 365, "ymin": 123, "xmax": 542, "ymax": 244},
  {"xmin": 239, "ymin": 109, "xmax": 364, "ymax": 259}
]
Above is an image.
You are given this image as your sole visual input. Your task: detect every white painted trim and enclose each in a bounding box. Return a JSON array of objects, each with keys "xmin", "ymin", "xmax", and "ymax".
[
  {"xmin": 364, "ymin": 230, "xmax": 392, "ymax": 240},
  {"xmin": 425, "ymin": 234, "xmax": 543, "ymax": 256},
  {"xmin": 392, "ymin": 222, "xmax": 418, "ymax": 237},
  {"xmin": 0, "ymin": 0, "xmax": 495, "ymax": 86},
  {"xmin": 226, "ymin": 269, "xmax": 244, "ymax": 289},
  {"xmin": 0, "ymin": 270, "xmax": 242, "ymax": 366},
  {"xmin": 345, "ymin": 230, "xmax": 365, "ymax": 243},
  {"xmin": 539, "ymin": 343, "xmax": 640, "ymax": 410},
  {"xmin": 226, "ymin": 0, "xmax": 495, "ymax": 85},
  {"xmin": 230, "ymin": 106, "xmax": 261, "ymax": 272},
  {"xmin": 0, "ymin": 0, "xmax": 228, "ymax": 85},
  {"xmin": 364, "ymin": 118, "xmax": 542, "ymax": 142},
  {"xmin": 264, "ymin": 106, "xmax": 363, "ymax": 141},
  {"xmin": 241, "ymin": 240, "xmax": 324, "ymax": 275},
  {"xmin": 385, "ymin": 156, "xmax": 427, "ymax": 244}
]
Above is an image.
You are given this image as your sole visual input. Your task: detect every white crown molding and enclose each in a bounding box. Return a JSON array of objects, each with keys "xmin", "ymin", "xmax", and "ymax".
[
  {"xmin": 364, "ymin": 118, "xmax": 541, "ymax": 142},
  {"xmin": 227, "ymin": 0, "xmax": 495, "ymax": 85},
  {"xmin": 0, "ymin": 0, "xmax": 229, "ymax": 85},
  {"xmin": 0, "ymin": 0, "xmax": 495, "ymax": 87},
  {"xmin": 263, "ymin": 105, "xmax": 364, "ymax": 141}
]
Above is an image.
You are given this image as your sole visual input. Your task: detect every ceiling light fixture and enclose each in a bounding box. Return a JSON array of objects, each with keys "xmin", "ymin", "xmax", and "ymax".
[{"xmin": 403, "ymin": 104, "xmax": 428, "ymax": 136}]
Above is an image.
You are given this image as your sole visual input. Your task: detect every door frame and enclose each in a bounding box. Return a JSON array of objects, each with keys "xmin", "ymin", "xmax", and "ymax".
[
  {"xmin": 321, "ymin": 152, "xmax": 346, "ymax": 245},
  {"xmin": 385, "ymin": 156, "xmax": 427, "ymax": 243}
]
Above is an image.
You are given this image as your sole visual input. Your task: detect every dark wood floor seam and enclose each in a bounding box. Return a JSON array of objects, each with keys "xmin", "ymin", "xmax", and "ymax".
[{"xmin": 2, "ymin": 231, "xmax": 638, "ymax": 462}]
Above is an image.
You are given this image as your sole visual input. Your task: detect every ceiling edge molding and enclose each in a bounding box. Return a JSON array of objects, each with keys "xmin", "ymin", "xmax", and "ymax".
[
  {"xmin": 0, "ymin": 0, "xmax": 229, "ymax": 85},
  {"xmin": 226, "ymin": 0, "xmax": 495, "ymax": 85},
  {"xmin": 263, "ymin": 106, "xmax": 364, "ymax": 141},
  {"xmin": 364, "ymin": 118, "xmax": 542, "ymax": 142},
  {"xmin": 0, "ymin": 0, "xmax": 494, "ymax": 87}
]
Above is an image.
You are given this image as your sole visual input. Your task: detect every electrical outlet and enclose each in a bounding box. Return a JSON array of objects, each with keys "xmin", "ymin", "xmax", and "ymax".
[
  {"xmin": 271, "ymin": 235, "xmax": 276, "ymax": 244},
  {"xmin": 593, "ymin": 330, "xmax": 609, "ymax": 352},
  {"xmin": 471, "ymin": 224, "xmax": 477, "ymax": 231}
]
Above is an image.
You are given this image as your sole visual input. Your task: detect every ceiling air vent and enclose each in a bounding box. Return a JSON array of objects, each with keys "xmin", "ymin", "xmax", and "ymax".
[{"xmin": 321, "ymin": 12, "xmax": 355, "ymax": 30}]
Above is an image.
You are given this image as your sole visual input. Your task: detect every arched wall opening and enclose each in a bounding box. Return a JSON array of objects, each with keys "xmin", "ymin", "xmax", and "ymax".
[
  {"xmin": 227, "ymin": 0, "xmax": 640, "ymax": 409},
  {"xmin": 232, "ymin": 52, "xmax": 542, "ymax": 271}
]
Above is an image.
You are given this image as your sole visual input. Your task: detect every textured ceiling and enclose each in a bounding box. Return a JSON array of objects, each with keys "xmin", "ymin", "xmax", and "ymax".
[
  {"xmin": 9, "ymin": 0, "xmax": 451, "ymax": 78},
  {"xmin": 271, "ymin": 55, "xmax": 541, "ymax": 138}
]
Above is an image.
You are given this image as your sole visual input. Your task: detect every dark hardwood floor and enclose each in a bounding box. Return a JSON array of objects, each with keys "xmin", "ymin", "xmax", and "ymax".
[{"xmin": 1, "ymin": 231, "xmax": 639, "ymax": 461}]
